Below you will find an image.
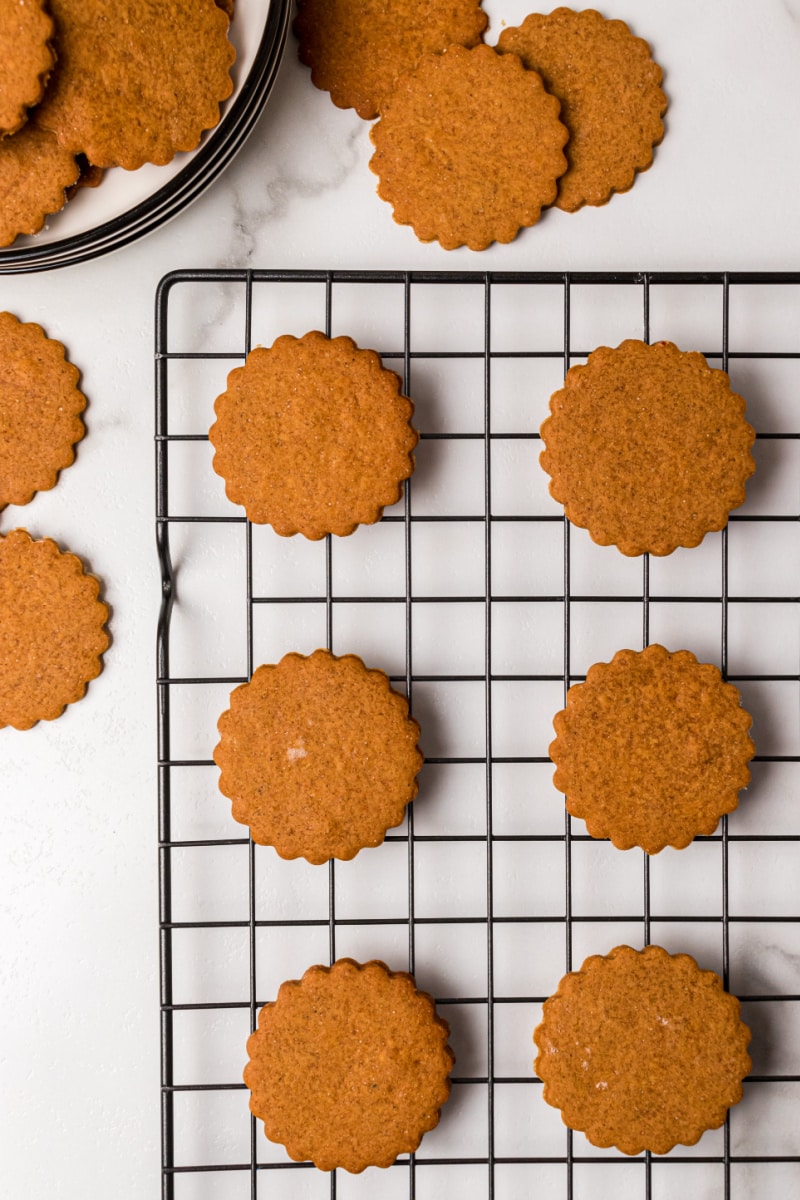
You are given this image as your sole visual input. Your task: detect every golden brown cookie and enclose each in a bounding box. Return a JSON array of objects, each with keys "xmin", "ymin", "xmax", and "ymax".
[
  {"xmin": 214, "ymin": 650, "xmax": 423, "ymax": 863},
  {"xmin": 245, "ymin": 958, "xmax": 454, "ymax": 1171},
  {"xmin": 535, "ymin": 944, "xmax": 751, "ymax": 1155},
  {"xmin": 369, "ymin": 43, "xmax": 568, "ymax": 251},
  {"xmin": 0, "ymin": 312, "xmax": 86, "ymax": 509},
  {"xmin": 65, "ymin": 154, "xmax": 104, "ymax": 200},
  {"xmin": 540, "ymin": 340, "xmax": 756, "ymax": 556},
  {"xmin": 550, "ymin": 645, "xmax": 754, "ymax": 854},
  {"xmin": 0, "ymin": 120, "xmax": 80, "ymax": 247},
  {"xmin": 0, "ymin": 0, "xmax": 54, "ymax": 136},
  {"xmin": 209, "ymin": 331, "xmax": 418, "ymax": 539},
  {"xmin": 0, "ymin": 529, "xmax": 109, "ymax": 730},
  {"xmin": 498, "ymin": 9, "xmax": 667, "ymax": 212},
  {"xmin": 293, "ymin": 0, "xmax": 487, "ymax": 120},
  {"xmin": 36, "ymin": 0, "xmax": 235, "ymax": 169}
]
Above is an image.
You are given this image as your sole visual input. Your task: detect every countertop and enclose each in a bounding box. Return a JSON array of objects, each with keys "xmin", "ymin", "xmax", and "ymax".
[{"xmin": 2, "ymin": 2, "xmax": 800, "ymax": 1197}]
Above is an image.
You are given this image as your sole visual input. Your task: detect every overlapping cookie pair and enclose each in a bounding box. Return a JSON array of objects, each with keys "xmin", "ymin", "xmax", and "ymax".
[
  {"xmin": 0, "ymin": 313, "xmax": 108, "ymax": 730},
  {"xmin": 0, "ymin": 0, "xmax": 235, "ymax": 246},
  {"xmin": 294, "ymin": 2, "xmax": 668, "ymax": 249}
]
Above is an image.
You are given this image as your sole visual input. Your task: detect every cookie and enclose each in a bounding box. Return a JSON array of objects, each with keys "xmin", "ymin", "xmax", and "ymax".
[
  {"xmin": 534, "ymin": 944, "xmax": 752, "ymax": 1155},
  {"xmin": 0, "ymin": 312, "xmax": 86, "ymax": 510},
  {"xmin": 36, "ymin": 0, "xmax": 235, "ymax": 169},
  {"xmin": 0, "ymin": 120, "xmax": 80, "ymax": 247},
  {"xmin": 209, "ymin": 331, "xmax": 418, "ymax": 539},
  {"xmin": 245, "ymin": 958, "xmax": 454, "ymax": 1171},
  {"xmin": 550, "ymin": 645, "xmax": 754, "ymax": 854},
  {"xmin": 65, "ymin": 154, "xmax": 104, "ymax": 200},
  {"xmin": 0, "ymin": 0, "xmax": 54, "ymax": 136},
  {"xmin": 0, "ymin": 529, "xmax": 109, "ymax": 730},
  {"xmin": 293, "ymin": 0, "xmax": 487, "ymax": 120},
  {"xmin": 369, "ymin": 43, "xmax": 568, "ymax": 251},
  {"xmin": 540, "ymin": 340, "xmax": 756, "ymax": 556},
  {"xmin": 498, "ymin": 9, "xmax": 667, "ymax": 212},
  {"xmin": 214, "ymin": 650, "xmax": 423, "ymax": 863}
]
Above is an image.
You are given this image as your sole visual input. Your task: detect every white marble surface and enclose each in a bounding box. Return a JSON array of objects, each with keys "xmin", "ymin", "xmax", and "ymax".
[{"xmin": 2, "ymin": 2, "xmax": 800, "ymax": 1197}]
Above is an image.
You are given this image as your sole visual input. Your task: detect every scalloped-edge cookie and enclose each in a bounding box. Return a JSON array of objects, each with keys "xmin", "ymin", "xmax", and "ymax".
[
  {"xmin": 36, "ymin": 0, "xmax": 235, "ymax": 169},
  {"xmin": 293, "ymin": 0, "xmax": 487, "ymax": 120},
  {"xmin": 0, "ymin": 312, "xmax": 86, "ymax": 509},
  {"xmin": 214, "ymin": 650, "xmax": 423, "ymax": 863},
  {"xmin": 209, "ymin": 331, "xmax": 418, "ymax": 538},
  {"xmin": 0, "ymin": 529, "xmax": 109, "ymax": 730},
  {"xmin": 369, "ymin": 43, "xmax": 568, "ymax": 251},
  {"xmin": 0, "ymin": 0, "xmax": 54, "ymax": 136},
  {"xmin": 245, "ymin": 958, "xmax": 454, "ymax": 1172},
  {"xmin": 0, "ymin": 120, "xmax": 80, "ymax": 247},
  {"xmin": 540, "ymin": 340, "xmax": 756, "ymax": 556},
  {"xmin": 550, "ymin": 645, "xmax": 754, "ymax": 854},
  {"xmin": 535, "ymin": 945, "xmax": 752, "ymax": 1155},
  {"xmin": 498, "ymin": 8, "xmax": 667, "ymax": 212}
]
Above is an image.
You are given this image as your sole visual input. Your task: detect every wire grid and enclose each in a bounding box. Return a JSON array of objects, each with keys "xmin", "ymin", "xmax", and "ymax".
[{"xmin": 156, "ymin": 270, "xmax": 800, "ymax": 1200}]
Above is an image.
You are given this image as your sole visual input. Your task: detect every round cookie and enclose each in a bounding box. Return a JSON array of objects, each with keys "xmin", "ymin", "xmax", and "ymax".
[
  {"xmin": 293, "ymin": 0, "xmax": 488, "ymax": 120},
  {"xmin": 0, "ymin": 529, "xmax": 109, "ymax": 730},
  {"xmin": 498, "ymin": 9, "xmax": 667, "ymax": 212},
  {"xmin": 535, "ymin": 944, "xmax": 752, "ymax": 1155},
  {"xmin": 0, "ymin": 312, "xmax": 86, "ymax": 510},
  {"xmin": 214, "ymin": 650, "xmax": 423, "ymax": 863},
  {"xmin": 0, "ymin": 0, "xmax": 54, "ymax": 136},
  {"xmin": 539, "ymin": 340, "xmax": 756, "ymax": 556},
  {"xmin": 209, "ymin": 331, "xmax": 418, "ymax": 539},
  {"xmin": 0, "ymin": 121, "xmax": 80, "ymax": 247},
  {"xmin": 35, "ymin": 0, "xmax": 235, "ymax": 169},
  {"xmin": 550, "ymin": 645, "xmax": 754, "ymax": 854},
  {"xmin": 368, "ymin": 43, "xmax": 568, "ymax": 251},
  {"xmin": 245, "ymin": 958, "xmax": 454, "ymax": 1171}
]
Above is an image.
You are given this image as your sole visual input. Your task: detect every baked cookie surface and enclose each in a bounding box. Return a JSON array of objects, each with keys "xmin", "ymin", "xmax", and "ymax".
[
  {"xmin": 550, "ymin": 645, "xmax": 754, "ymax": 854},
  {"xmin": 0, "ymin": 0, "xmax": 54, "ymax": 136},
  {"xmin": 540, "ymin": 340, "xmax": 756, "ymax": 556},
  {"xmin": 293, "ymin": 0, "xmax": 487, "ymax": 119},
  {"xmin": 535, "ymin": 944, "xmax": 752, "ymax": 1155},
  {"xmin": 498, "ymin": 8, "xmax": 667, "ymax": 211},
  {"xmin": 0, "ymin": 120, "xmax": 80, "ymax": 247},
  {"xmin": 35, "ymin": 0, "xmax": 235, "ymax": 169},
  {"xmin": 245, "ymin": 958, "xmax": 454, "ymax": 1171},
  {"xmin": 369, "ymin": 43, "xmax": 568, "ymax": 251},
  {"xmin": 0, "ymin": 529, "xmax": 109, "ymax": 730},
  {"xmin": 214, "ymin": 650, "xmax": 423, "ymax": 863},
  {"xmin": 209, "ymin": 331, "xmax": 418, "ymax": 538},
  {"xmin": 0, "ymin": 312, "xmax": 86, "ymax": 509}
]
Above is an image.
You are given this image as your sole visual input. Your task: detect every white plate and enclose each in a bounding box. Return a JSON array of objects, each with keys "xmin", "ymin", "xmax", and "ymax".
[{"xmin": 0, "ymin": 0, "xmax": 290, "ymax": 273}]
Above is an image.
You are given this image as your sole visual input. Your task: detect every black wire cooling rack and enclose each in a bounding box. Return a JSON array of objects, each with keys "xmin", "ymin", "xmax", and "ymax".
[{"xmin": 156, "ymin": 270, "xmax": 800, "ymax": 1200}]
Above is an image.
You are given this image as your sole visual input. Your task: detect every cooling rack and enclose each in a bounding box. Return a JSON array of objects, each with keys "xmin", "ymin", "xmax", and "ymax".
[{"xmin": 156, "ymin": 270, "xmax": 800, "ymax": 1200}]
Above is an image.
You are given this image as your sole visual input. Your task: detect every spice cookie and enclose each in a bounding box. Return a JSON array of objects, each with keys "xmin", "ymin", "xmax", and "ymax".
[
  {"xmin": 534, "ymin": 944, "xmax": 751, "ymax": 1155},
  {"xmin": 214, "ymin": 650, "xmax": 423, "ymax": 863},
  {"xmin": 0, "ymin": 0, "xmax": 54, "ymax": 136},
  {"xmin": 293, "ymin": 0, "xmax": 487, "ymax": 120},
  {"xmin": 0, "ymin": 529, "xmax": 109, "ymax": 730},
  {"xmin": 245, "ymin": 958, "xmax": 454, "ymax": 1171},
  {"xmin": 368, "ymin": 43, "xmax": 568, "ymax": 251},
  {"xmin": 498, "ymin": 9, "xmax": 667, "ymax": 212},
  {"xmin": 0, "ymin": 120, "xmax": 80, "ymax": 247},
  {"xmin": 550, "ymin": 645, "xmax": 754, "ymax": 854},
  {"xmin": 0, "ymin": 312, "xmax": 86, "ymax": 510},
  {"xmin": 209, "ymin": 331, "xmax": 418, "ymax": 539},
  {"xmin": 36, "ymin": 0, "xmax": 235, "ymax": 169},
  {"xmin": 540, "ymin": 340, "xmax": 756, "ymax": 556}
]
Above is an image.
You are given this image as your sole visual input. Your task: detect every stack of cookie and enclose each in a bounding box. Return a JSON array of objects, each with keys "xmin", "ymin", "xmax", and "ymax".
[
  {"xmin": 0, "ymin": 0, "xmax": 235, "ymax": 246},
  {"xmin": 294, "ymin": 3, "xmax": 667, "ymax": 249}
]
